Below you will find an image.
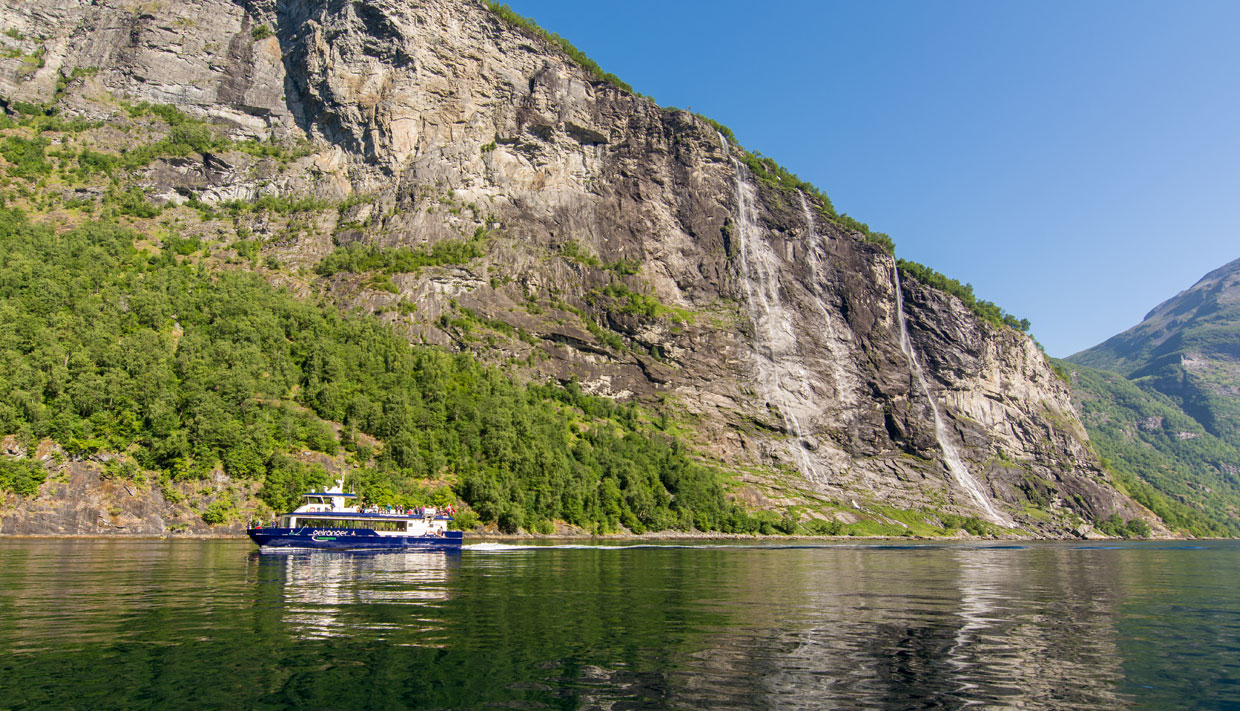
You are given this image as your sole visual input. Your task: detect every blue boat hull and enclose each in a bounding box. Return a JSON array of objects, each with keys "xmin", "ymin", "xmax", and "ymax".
[{"xmin": 248, "ymin": 528, "xmax": 464, "ymax": 551}]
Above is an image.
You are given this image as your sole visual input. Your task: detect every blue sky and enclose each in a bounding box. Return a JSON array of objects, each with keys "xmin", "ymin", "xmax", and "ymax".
[{"xmin": 500, "ymin": 0, "xmax": 1240, "ymax": 356}]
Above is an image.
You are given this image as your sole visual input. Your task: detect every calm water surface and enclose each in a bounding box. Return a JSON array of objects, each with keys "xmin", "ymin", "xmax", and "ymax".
[{"xmin": 0, "ymin": 539, "xmax": 1236, "ymax": 710}]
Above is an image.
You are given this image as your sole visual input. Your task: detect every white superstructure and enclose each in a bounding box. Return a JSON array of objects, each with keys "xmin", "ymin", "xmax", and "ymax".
[{"xmin": 277, "ymin": 479, "xmax": 453, "ymax": 537}]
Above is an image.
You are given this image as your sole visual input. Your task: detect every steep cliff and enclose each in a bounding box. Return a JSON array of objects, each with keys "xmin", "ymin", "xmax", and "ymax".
[{"xmin": 0, "ymin": 0, "xmax": 1154, "ymax": 536}]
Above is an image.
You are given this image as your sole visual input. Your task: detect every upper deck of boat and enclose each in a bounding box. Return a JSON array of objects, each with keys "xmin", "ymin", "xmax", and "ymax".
[{"xmin": 289, "ymin": 511, "xmax": 454, "ymax": 521}]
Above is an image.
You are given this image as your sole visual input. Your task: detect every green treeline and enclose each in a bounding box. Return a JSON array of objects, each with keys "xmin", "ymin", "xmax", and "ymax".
[
  {"xmin": 0, "ymin": 99, "xmax": 309, "ymax": 194},
  {"xmin": 898, "ymin": 259, "xmax": 1031, "ymax": 333},
  {"xmin": 735, "ymin": 151, "xmax": 895, "ymax": 255},
  {"xmin": 483, "ymin": 3, "xmax": 634, "ymax": 94},
  {"xmin": 316, "ymin": 237, "xmax": 485, "ymax": 277},
  {"xmin": 0, "ymin": 206, "xmax": 759, "ymax": 533}
]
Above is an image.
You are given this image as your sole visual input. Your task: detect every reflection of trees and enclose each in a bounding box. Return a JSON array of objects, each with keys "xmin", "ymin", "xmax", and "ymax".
[
  {"xmin": 1113, "ymin": 545, "xmax": 1240, "ymax": 709},
  {"xmin": 243, "ymin": 544, "xmax": 1132, "ymax": 709},
  {"xmin": 2, "ymin": 539, "xmax": 253, "ymax": 652}
]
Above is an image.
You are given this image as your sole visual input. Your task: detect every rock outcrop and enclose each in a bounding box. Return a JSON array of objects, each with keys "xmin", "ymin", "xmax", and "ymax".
[
  {"xmin": 0, "ymin": 441, "xmax": 254, "ymax": 536},
  {"xmin": 0, "ymin": 0, "xmax": 1156, "ymax": 535}
]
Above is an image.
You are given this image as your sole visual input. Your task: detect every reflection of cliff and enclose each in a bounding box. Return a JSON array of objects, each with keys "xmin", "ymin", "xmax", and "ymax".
[
  {"xmin": 254, "ymin": 551, "xmax": 457, "ymax": 643},
  {"xmin": 651, "ymin": 546, "xmax": 1129, "ymax": 709}
]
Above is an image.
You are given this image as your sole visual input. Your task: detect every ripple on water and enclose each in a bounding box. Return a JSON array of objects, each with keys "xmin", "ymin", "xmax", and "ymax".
[{"xmin": 0, "ymin": 539, "xmax": 1237, "ymax": 710}]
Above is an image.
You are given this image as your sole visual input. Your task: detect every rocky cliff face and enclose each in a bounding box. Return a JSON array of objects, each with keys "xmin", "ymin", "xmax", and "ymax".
[
  {"xmin": 0, "ymin": 439, "xmax": 257, "ymax": 536},
  {"xmin": 0, "ymin": 0, "xmax": 1153, "ymax": 535}
]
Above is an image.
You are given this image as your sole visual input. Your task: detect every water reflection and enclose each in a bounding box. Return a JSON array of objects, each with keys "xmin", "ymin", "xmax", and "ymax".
[
  {"xmin": 251, "ymin": 550, "xmax": 458, "ymax": 643},
  {"xmin": 945, "ymin": 547, "xmax": 1127, "ymax": 710},
  {"xmin": 0, "ymin": 540, "xmax": 1236, "ymax": 710},
  {"xmin": 0, "ymin": 540, "xmax": 252, "ymax": 653},
  {"xmin": 647, "ymin": 546, "xmax": 1133, "ymax": 709}
]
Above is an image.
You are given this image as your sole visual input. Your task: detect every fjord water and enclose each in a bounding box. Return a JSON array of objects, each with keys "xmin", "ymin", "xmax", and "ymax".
[{"xmin": 0, "ymin": 541, "xmax": 1236, "ymax": 710}]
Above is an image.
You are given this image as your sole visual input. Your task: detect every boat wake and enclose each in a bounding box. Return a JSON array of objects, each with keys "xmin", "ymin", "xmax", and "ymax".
[
  {"xmin": 461, "ymin": 542, "xmax": 1030, "ymax": 553},
  {"xmin": 462, "ymin": 542, "xmax": 694, "ymax": 552}
]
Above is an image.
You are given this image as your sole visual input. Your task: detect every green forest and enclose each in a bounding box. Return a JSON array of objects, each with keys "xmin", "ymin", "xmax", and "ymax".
[
  {"xmin": 0, "ymin": 204, "xmax": 770, "ymax": 534},
  {"xmin": 1061, "ymin": 362, "xmax": 1240, "ymax": 537},
  {"xmin": 0, "ymin": 88, "xmax": 1023, "ymax": 539}
]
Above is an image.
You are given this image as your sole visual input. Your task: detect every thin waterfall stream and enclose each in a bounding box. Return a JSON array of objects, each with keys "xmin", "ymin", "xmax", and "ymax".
[
  {"xmin": 797, "ymin": 192, "xmax": 856, "ymax": 409},
  {"xmin": 892, "ymin": 265, "xmax": 1009, "ymax": 526},
  {"xmin": 719, "ymin": 133, "xmax": 823, "ymax": 485}
]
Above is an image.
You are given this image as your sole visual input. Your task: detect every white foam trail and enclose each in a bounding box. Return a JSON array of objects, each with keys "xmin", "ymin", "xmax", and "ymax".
[
  {"xmin": 464, "ymin": 542, "xmax": 754, "ymax": 552},
  {"xmin": 892, "ymin": 266, "xmax": 1009, "ymax": 526},
  {"xmin": 461, "ymin": 542, "xmax": 536, "ymax": 552},
  {"xmin": 464, "ymin": 543, "xmax": 692, "ymax": 552},
  {"xmin": 463, "ymin": 541, "xmax": 1026, "ymax": 552},
  {"xmin": 719, "ymin": 132, "xmax": 824, "ymax": 485}
]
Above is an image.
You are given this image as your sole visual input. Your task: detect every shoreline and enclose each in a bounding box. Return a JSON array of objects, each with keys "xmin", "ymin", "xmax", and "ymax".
[{"xmin": 0, "ymin": 531, "xmax": 1199, "ymax": 542}]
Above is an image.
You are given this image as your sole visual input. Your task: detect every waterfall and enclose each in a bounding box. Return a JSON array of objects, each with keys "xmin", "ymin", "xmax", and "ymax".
[
  {"xmin": 798, "ymin": 192, "xmax": 856, "ymax": 409},
  {"xmin": 719, "ymin": 133, "xmax": 823, "ymax": 485},
  {"xmin": 892, "ymin": 265, "xmax": 1009, "ymax": 526}
]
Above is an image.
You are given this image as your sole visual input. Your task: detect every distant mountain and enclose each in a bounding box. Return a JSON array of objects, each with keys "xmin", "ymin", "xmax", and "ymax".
[{"xmin": 1064, "ymin": 257, "xmax": 1240, "ymax": 535}]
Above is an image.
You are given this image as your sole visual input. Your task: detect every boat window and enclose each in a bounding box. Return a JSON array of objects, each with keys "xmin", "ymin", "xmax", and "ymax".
[
  {"xmin": 292, "ymin": 518, "xmax": 407, "ymax": 531},
  {"xmin": 295, "ymin": 518, "xmax": 357, "ymax": 530}
]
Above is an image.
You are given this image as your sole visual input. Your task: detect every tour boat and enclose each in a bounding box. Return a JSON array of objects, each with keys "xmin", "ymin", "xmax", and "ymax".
[{"xmin": 247, "ymin": 479, "xmax": 464, "ymax": 551}]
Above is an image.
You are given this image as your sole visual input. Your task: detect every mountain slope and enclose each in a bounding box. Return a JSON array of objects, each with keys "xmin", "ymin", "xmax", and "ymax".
[
  {"xmin": 0, "ymin": 0, "xmax": 1152, "ymax": 536},
  {"xmin": 1058, "ymin": 361, "xmax": 1240, "ymax": 536},
  {"xmin": 1070, "ymin": 258, "xmax": 1240, "ymax": 373},
  {"xmin": 1070, "ymin": 257, "xmax": 1240, "ymax": 444},
  {"xmin": 1065, "ymin": 257, "xmax": 1240, "ymax": 535}
]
